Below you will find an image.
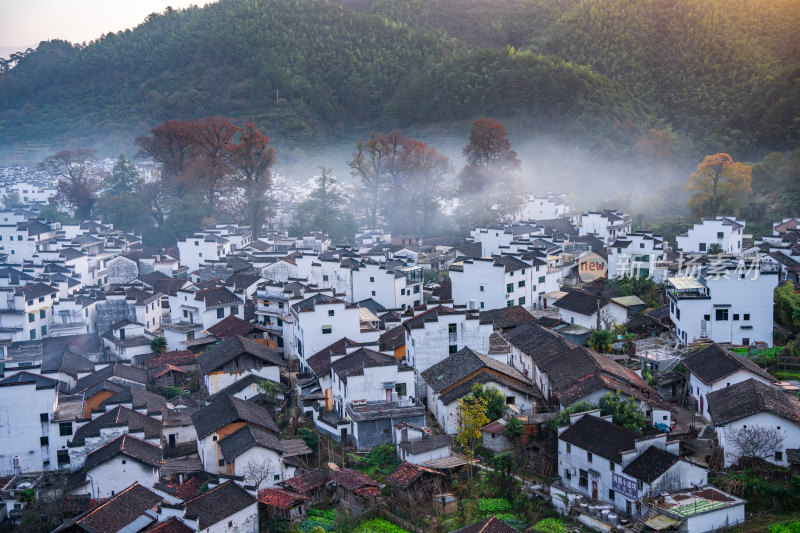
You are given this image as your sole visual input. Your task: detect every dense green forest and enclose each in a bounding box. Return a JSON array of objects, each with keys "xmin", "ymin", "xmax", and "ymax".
[
  {"xmin": 0, "ymin": 0, "xmax": 652, "ymax": 159},
  {"xmin": 334, "ymin": 0, "xmax": 800, "ymax": 158}
]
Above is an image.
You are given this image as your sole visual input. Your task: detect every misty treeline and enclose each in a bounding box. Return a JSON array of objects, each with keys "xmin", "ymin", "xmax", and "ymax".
[
  {"xmin": 36, "ymin": 116, "xmax": 275, "ymax": 247},
  {"xmin": 36, "ymin": 116, "xmax": 536, "ymax": 246}
]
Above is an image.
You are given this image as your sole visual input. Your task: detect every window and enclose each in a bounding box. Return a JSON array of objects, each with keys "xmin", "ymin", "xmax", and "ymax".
[
  {"xmin": 183, "ymin": 310, "xmax": 188, "ymax": 318},
  {"xmin": 587, "ymin": 452, "xmax": 593, "ymax": 463},
  {"xmin": 273, "ymin": 474, "xmax": 281, "ymax": 481},
  {"xmin": 448, "ymin": 324, "xmax": 457, "ymax": 335},
  {"xmin": 675, "ymin": 308, "xmax": 680, "ymax": 320},
  {"xmin": 30, "ymin": 330, "xmax": 36, "ymax": 340},
  {"xmin": 538, "ymin": 276, "xmax": 546, "ymax": 283},
  {"xmin": 505, "ymin": 396, "xmax": 515, "ymax": 405},
  {"xmin": 219, "ymin": 459, "xmax": 225, "ymax": 466},
  {"xmin": 743, "ymin": 313, "xmax": 750, "ymax": 320},
  {"xmin": 640, "ymin": 243, "xmax": 645, "ymax": 248},
  {"xmin": 732, "ymin": 313, "xmax": 739, "ymax": 320},
  {"xmin": 717, "ymin": 232, "xmax": 724, "ymax": 239},
  {"xmin": 40, "ymin": 309, "xmax": 45, "ymax": 319},
  {"xmin": 322, "ymin": 325, "xmax": 332, "ymax": 334},
  {"xmin": 194, "ymin": 240, "xmax": 199, "ymax": 246},
  {"xmin": 518, "ymin": 297, "xmax": 526, "ymax": 306},
  {"xmin": 776, "ymin": 451, "xmax": 783, "ymax": 461},
  {"xmin": 40, "ymin": 436, "xmax": 49, "ymax": 446},
  {"xmin": 480, "ymin": 302, "xmax": 485, "ymax": 309},
  {"xmin": 28, "ymin": 313, "xmax": 35, "ymax": 323},
  {"xmin": 716, "ymin": 309, "xmax": 729, "ymax": 321},
  {"xmin": 610, "ymin": 461, "xmax": 615, "ymax": 472},
  {"xmin": 609, "ymin": 489, "xmax": 615, "ymax": 500},
  {"xmin": 41, "ymin": 325, "xmax": 46, "ymax": 336},
  {"xmin": 228, "ymin": 521, "xmax": 233, "ymax": 528},
  {"xmin": 230, "ymin": 305, "xmax": 238, "ymax": 315},
  {"xmin": 449, "ymin": 345, "xmax": 458, "ymax": 354},
  {"xmin": 395, "ymin": 383, "xmax": 406, "ymax": 396},
  {"xmin": 414, "ymin": 285, "xmax": 420, "ymax": 294},
  {"xmin": 277, "ymin": 318, "xmax": 283, "ymax": 327},
  {"xmin": 579, "ymin": 469, "xmax": 588, "ymax": 488},
  {"xmin": 699, "ymin": 242, "xmax": 706, "ymax": 252},
  {"xmin": 704, "ymin": 314, "xmax": 710, "ymax": 321},
  {"xmin": 59, "ymin": 422, "xmax": 73, "ymax": 436},
  {"xmin": 566, "ymin": 443, "xmax": 571, "ymax": 454},
  {"xmin": 371, "ymin": 291, "xmax": 376, "ymax": 296},
  {"xmin": 507, "ymin": 300, "xmax": 514, "ymax": 308},
  {"xmin": 40, "ymin": 413, "xmax": 49, "ymax": 423},
  {"xmin": 198, "ymin": 253, "xmax": 202, "ymax": 257},
  {"xmin": 328, "ymin": 309, "xmax": 335, "ymax": 317},
  {"xmin": 370, "ymin": 276, "xmax": 375, "ymax": 282},
  {"xmin": 217, "ymin": 308, "xmax": 225, "ymax": 319},
  {"xmin": 57, "ymin": 450, "xmax": 70, "ymax": 467},
  {"xmin": 122, "ymin": 460, "xmax": 126, "ymax": 464},
  {"xmin": 480, "ymin": 285, "xmax": 485, "ymax": 292},
  {"xmin": 506, "ymin": 283, "xmax": 514, "ymax": 293},
  {"xmin": 518, "ymin": 280, "xmax": 525, "ymax": 288},
  {"xmin": 400, "ymin": 288, "xmax": 406, "ymax": 295},
  {"xmin": 323, "ymin": 275, "xmax": 329, "ymax": 282},
  {"xmin": 213, "ymin": 435, "xmax": 218, "ymax": 441}
]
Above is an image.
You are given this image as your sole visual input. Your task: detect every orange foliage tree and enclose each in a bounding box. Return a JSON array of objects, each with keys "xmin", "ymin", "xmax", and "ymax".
[{"xmin": 686, "ymin": 153, "xmax": 752, "ymax": 219}]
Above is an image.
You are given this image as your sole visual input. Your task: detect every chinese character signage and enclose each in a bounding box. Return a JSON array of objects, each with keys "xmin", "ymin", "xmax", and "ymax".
[{"xmin": 612, "ymin": 473, "xmax": 638, "ymax": 500}]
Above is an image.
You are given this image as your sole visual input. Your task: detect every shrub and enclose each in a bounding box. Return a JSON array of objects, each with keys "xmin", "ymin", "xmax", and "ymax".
[
  {"xmin": 354, "ymin": 518, "xmax": 410, "ymax": 533},
  {"xmin": 478, "ymin": 498, "xmax": 512, "ymax": 514},
  {"xmin": 534, "ymin": 518, "xmax": 567, "ymax": 532}
]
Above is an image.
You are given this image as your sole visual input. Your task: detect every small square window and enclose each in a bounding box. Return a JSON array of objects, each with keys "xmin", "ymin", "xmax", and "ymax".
[
  {"xmin": 38, "ymin": 296, "xmax": 44, "ymax": 303},
  {"xmin": 40, "ymin": 413, "xmax": 49, "ymax": 423},
  {"xmin": 609, "ymin": 488, "xmax": 615, "ymax": 500},
  {"xmin": 39, "ymin": 309, "xmax": 45, "ymax": 319},
  {"xmin": 776, "ymin": 451, "xmax": 783, "ymax": 461},
  {"xmin": 587, "ymin": 452, "xmax": 593, "ymax": 462},
  {"xmin": 219, "ymin": 459, "xmax": 225, "ymax": 466},
  {"xmin": 733, "ymin": 314, "xmax": 739, "ymax": 320},
  {"xmin": 59, "ymin": 422, "xmax": 72, "ymax": 436},
  {"xmin": 328, "ymin": 309, "xmax": 334, "ymax": 317},
  {"xmin": 322, "ymin": 325, "xmax": 332, "ymax": 334},
  {"xmin": 213, "ymin": 435, "xmax": 218, "ymax": 441},
  {"xmin": 274, "ymin": 474, "xmax": 281, "ymax": 481},
  {"xmin": 217, "ymin": 308, "xmax": 225, "ymax": 319},
  {"xmin": 370, "ymin": 276, "xmax": 375, "ymax": 282},
  {"xmin": 480, "ymin": 285, "xmax": 484, "ymax": 292},
  {"xmin": 40, "ymin": 436, "xmax": 49, "ymax": 446},
  {"xmin": 449, "ymin": 345, "xmax": 458, "ymax": 354},
  {"xmin": 744, "ymin": 313, "xmax": 750, "ymax": 320}
]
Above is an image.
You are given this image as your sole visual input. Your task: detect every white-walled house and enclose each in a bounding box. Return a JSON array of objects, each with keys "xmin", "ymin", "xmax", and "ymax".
[
  {"xmin": 67, "ymin": 434, "xmax": 162, "ymax": 499},
  {"xmin": 682, "ymin": 343, "xmax": 776, "ymax": 420},
  {"xmin": 557, "ymin": 411, "xmax": 707, "ymax": 520},
  {"xmin": 450, "ymin": 255, "xmax": 543, "ymax": 310},
  {"xmin": 198, "ymin": 334, "xmax": 284, "ymax": 396},
  {"xmin": 553, "ymin": 290, "xmax": 629, "ymax": 330},
  {"xmin": 403, "ymin": 305, "xmax": 492, "ymax": 395},
  {"xmin": 169, "ymin": 284, "xmax": 244, "ymax": 331},
  {"xmin": 707, "ymin": 379, "xmax": 800, "ymax": 468},
  {"xmin": 292, "ymin": 293, "xmax": 378, "ymax": 372},
  {"xmin": 350, "ymin": 260, "xmax": 423, "ymax": 310},
  {"xmin": 217, "ymin": 425, "xmax": 297, "ymax": 488},
  {"xmin": 520, "ymin": 193, "xmax": 569, "ymax": 221},
  {"xmin": 468, "ymin": 225, "xmax": 536, "ymax": 257},
  {"xmin": 676, "ymin": 217, "xmax": 744, "ymax": 255},
  {"xmin": 421, "ymin": 347, "xmax": 540, "ymax": 434},
  {"xmin": 606, "ymin": 232, "xmax": 664, "ymax": 278},
  {"xmin": 578, "ymin": 211, "xmax": 631, "ymax": 244},
  {"xmin": 183, "ymin": 480, "xmax": 258, "ymax": 533},
  {"xmin": 177, "ymin": 234, "xmax": 232, "ymax": 272},
  {"xmin": 0, "ymin": 282, "xmax": 59, "ymax": 342},
  {"xmin": 666, "ymin": 258, "xmax": 778, "ymax": 346}
]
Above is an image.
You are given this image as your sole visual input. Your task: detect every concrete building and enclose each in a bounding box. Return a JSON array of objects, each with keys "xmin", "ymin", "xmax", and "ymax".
[{"xmin": 676, "ymin": 217, "xmax": 744, "ymax": 255}]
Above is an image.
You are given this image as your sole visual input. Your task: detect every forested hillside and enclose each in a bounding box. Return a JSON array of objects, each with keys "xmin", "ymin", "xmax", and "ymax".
[
  {"xmin": 335, "ymin": 0, "xmax": 800, "ymax": 157},
  {"xmin": 0, "ymin": 0, "xmax": 650, "ymax": 158}
]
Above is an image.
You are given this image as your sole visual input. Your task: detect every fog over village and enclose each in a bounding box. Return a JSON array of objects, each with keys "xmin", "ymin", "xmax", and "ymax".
[{"xmin": 0, "ymin": 1, "xmax": 799, "ymax": 532}]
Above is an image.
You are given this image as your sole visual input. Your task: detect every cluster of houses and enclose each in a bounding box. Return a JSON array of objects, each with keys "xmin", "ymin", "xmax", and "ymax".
[{"xmin": 0, "ymin": 184, "xmax": 795, "ymax": 533}]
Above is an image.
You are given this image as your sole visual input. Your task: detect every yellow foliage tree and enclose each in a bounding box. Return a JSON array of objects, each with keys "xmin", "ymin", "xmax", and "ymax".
[
  {"xmin": 686, "ymin": 153, "xmax": 752, "ymax": 219},
  {"xmin": 456, "ymin": 395, "xmax": 490, "ymax": 459}
]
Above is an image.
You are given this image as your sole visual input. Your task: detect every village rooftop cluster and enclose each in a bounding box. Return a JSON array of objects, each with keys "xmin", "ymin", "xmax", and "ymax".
[{"xmin": 0, "ymin": 171, "xmax": 797, "ymax": 533}]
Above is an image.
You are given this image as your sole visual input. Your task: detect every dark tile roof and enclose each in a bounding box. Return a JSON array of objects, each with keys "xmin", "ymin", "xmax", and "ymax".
[
  {"xmin": 70, "ymin": 406, "xmax": 163, "ymax": 446},
  {"xmin": 492, "ymin": 255, "xmax": 529, "ymax": 273},
  {"xmin": 379, "ymin": 325, "xmax": 406, "ymax": 351},
  {"xmin": 153, "ymin": 278, "xmax": 188, "ymax": 296},
  {"xmin": 683, "ymin": 344, "xmax": 775, "ymax": 386},
  {"xmin": 146, "ymin": 516, "xmax": 195, "ymax": 533},
  {"xmin": 198, "ymin": 334, "xmax": 283, "ymax": 374},
  {"xmin": 184, "ymin": 481, "xmax": 257, "ymax": 529},
  {"xmin": 14, "ymin": 282, "xmax": 57, "ymax": 300},
  {"xmin": 707, "ymin": 378, "xmax": 800, "ymax": 426},
  {"xmin": 72, "ymin": 363, "xmax": 148, "ymax": 394},
  {"xmin": 386, "ymin": 461, "xmax": 442, "ymax": 489},
  {"xmin": 99, "ymin": 386, "xmax": 167, "ymax": 413},
  {"xmin": 559, "ymin": 414, "xmax": 640, "ymax": 464},
  {"xmin": 141, "ymin": 350, "xmax": 197, "ymax": 369},
  {"xmin": 291, "ymin": 292, "xmax": 345, "ymax": 313},
  {"xmin": 137, "ymin": 270, "xmax": 171, "ymax": 287},
  {"xmin": 194, "ymin": 286, "xmax": 241, "ymax": 307},
  {"xmin": 330, "ymin": 468, "xmax": 379, "ymax": 496},
  {"xmin": 279, "ymin": 470, "xmax": 329, "ymax": 494},
  {"xmin": 191, "ymin": 394, "xmax": 279, "ymax": 440},
  {"xmin": 536, "ymin": 218, "xmax": 578, "ymax": 237},
  {"xmin": 74, "ymin": 482, "xmax": 162, "ymax": 533},
  {"xmin": 403, "ymin": 305, "xmax": 466, "ymax": 330},
  {"xmin": 479, "ymin": 306, "xmax": 536, "ymax": 329},
  {"xmin": 83, "ymin": 434, "xmax": 163, "ymax": 471},
  {"xmin": 420, "ymin": 347, "xmax": 531, "ymax": 395},
  {"xmin": 330, "ymin": 347, "xmax": 396, "ymax": 384},
  {"xmin": 0, "ymin": 370, "xmax": 64, "ymax": 391},
  {"xmin": 621, "ymin": 445, "xmax": 681, "ymax": 483},
  {"xmin": 258, "ymin": 488, "xmax": 308, "ymax": 510},
  {"xmin": 306, "ymin": 337, "xmax": 354, "ymax": 377},
  {"xmin": 206, "ymin": 315, "xmax": 264, "ymax": 339},
  {"xmin": 397, "ymin": 434, "xmax": 452, "ymax": 455},
  {"xmin": 451, "ymin": 516, "xmax": 521, "ymax": 533},
  {"xmin": 553, "ymin": 289, "xmax": 612, "ymax": 316},
  {"xmin": 125, "ymin": 287, "xmax": 161, "ymax": 306},
  {"xmin": 218, "ymin": 424, "xmax": 285, "ymax": 461}
]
